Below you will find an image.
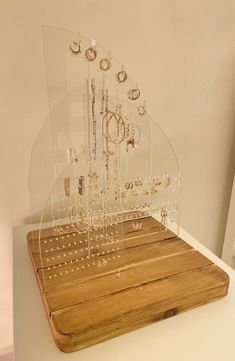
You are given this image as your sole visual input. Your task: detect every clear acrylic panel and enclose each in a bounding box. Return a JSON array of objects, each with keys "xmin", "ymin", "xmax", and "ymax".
[{"xmin": 28, "ymin": 26, "xmax": 180, "ymax": 291}]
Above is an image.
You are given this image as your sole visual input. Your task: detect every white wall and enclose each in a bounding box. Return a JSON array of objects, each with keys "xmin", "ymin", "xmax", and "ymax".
[{"xmin": 1, "ymin": 0, "xmax": 235, "ymax": 350}]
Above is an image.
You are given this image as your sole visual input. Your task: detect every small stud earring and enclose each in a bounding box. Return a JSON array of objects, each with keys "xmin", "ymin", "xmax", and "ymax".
[{"xmin": 138, "ymin": 101, "xmax": 146, "ymax": 116}]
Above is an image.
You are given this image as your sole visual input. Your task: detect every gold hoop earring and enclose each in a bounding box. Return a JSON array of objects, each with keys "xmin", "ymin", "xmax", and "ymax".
[
  {"xmin": 85, "ymin": 46, "xmax": 97, "ymax": 61},
  {"xmin": 69, "ymin": 41, "xmax": 81, "ymax": 55},
  {"xmin": 102, "ymin": 111, "xmax": 126, "ymax": 144},
  {"xmin": 100, "ymin": 58, "xmax": 111, "ymax": 71},
  {"xmin": 116, "ymin": 67, "xmax": 128, "ymax": 83},
  {"xmin": 128, "ymin": 86, "xmax": 140, "ymax": 100}
]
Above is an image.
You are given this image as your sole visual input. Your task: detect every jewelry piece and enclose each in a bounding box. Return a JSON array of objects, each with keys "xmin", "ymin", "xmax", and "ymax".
[
  {"xmin": 70, "ymin": 205, "xmax": 92, "ymax": 233},
  {"xmin": 165, "ymin": 176, "xmax": 171, "ymax": 188},
  {"xmin": 78, "ymin": 176, "xmax": 85, "ymax": 195},
  {"xmin": 91, "ymin": 78, "xmax": 97, "ymax": 159},
  {"xmin": 85, "ymin": 46, "xmax": 97, "ymax": 61},
  {"xmin": 134, "ymin": 178, "xmax": 143, "ymax": 186},
  {"xmin": 102, "ymin": 111, "xmax": 126, "ymax": 144},
  {"xmin": 150, "ymin": 187, "xmax": 157, "ymax": 194},
  {"xmin": 125, "ymin": 181, "xmax": 134, "ymax": 190},
  {"xmin": 103, "ymin": 149, "xmax": 114, "ymax": 157},
  {"xmin": 153, "ymin": 177, "xmax": 161, "ymax": 186},
  {"xmin": 128, "ymin": 86, "xmax": 140, "ymax": 101},
  {"xmin": 116, "ymin": 67, "xmax": 128, "ymax": 83},
  {"xmin": 88, "ymin": 171, "xmax": 99, "ymax": 189},
  {"xmin": 138, "ymin": 101, "xmax": 146, "ymax": 116},
  {"xmin": 100, "ymin": 58, "xmax": 112, "ymax": 71},
  {"xmin": 64, "ymin": 177, "xmax": 70, "ymax": 197},
  {"xmin": 126, "ymin": 125, "xmax": 141, "ymax": 149},
  {"xmin": 132, "ymin": 221, "xmax": 143, "ymax": 230},
  {"xmin": 161, "ymin": 208, "xmax": 168, "ymax": 227},
  {"xmin": 69, "ymin": 41, "xmax": 81, "ymax": 55}
]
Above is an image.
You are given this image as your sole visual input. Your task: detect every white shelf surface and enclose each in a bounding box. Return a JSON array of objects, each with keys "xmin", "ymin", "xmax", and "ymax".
[{"xmin": 13, "ymin": 224, "xmax": 235, "ymax": 361}]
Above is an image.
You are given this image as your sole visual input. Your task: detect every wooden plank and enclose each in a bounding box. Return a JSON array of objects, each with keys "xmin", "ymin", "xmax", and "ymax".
[
  {"xmin": 27, "ymin": 216, "xmax": 230, "ymax": 353},
  {"xmin": 37, "ymin": 237, "xmax": 191, "ymax": 290},
  {"xmin": 51, "ymin": 264, "xmax": 229, "ymax": 352},
  {"xmin": 31, "ymin": 228, "xmax": 176, "ymax": 270},
  {"xmin": 46, "ymin": 250, "xmax": 212, "ymax": 312}
]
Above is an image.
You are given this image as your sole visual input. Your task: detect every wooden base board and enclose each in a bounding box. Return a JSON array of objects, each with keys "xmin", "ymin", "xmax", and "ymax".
[{"xmin": 27, "ymin": 217, "xmax": 229, "ymax": 352}]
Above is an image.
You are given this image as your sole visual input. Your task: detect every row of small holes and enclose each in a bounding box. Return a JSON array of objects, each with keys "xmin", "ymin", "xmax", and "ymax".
[{"xmin": 47, "ymin": 254, "xmax": 121, "ymax": 279}]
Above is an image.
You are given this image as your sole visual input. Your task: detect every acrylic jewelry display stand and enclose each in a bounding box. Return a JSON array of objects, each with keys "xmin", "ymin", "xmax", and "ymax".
[{"xmin": 27, "ymin": 26, "xmax": 229, "ymax": 352}]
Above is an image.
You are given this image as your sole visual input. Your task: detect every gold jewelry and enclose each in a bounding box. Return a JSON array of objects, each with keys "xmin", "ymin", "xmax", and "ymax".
[
  {"xmin": 100, "ymin": 58, "xmax": 111, "ymax": 71},
  {"xmin": 153, "ymin": 177, "xmax": 161, "ymax": 186},
  {"xmin": 64, "ymin": 178, "xmax": 70, "ymax": 197},
  {"xmin": 134, "ymin": 178, "xmax": 143, "ymax": 186},
  {"xmin": 102, "ymin": 111, "xmax": 126, "ymax": 144},
  {"xmin": 125, "ymin": 181, "xmax": 134, "ymax": 190},
  {"xmin": 91, "ymin": 79, "xmax": 97, "ymax": 160},
  {"xmin": 85, "ymin": 46, "xmax": 97, "ymax": 61},
  {"xmin": 116, "ymin": 67, "xmax": 128, "ymax": 83},
  {"xmin": 126, "ymin": 125, "xmax": 141, "ymax": 149},
  {"xmin": 165, "ymin": 176, "xmax": 171, "ymax": 188},
  {"xmin": 78, "ymin": 176, "xmax": 85, "ymax": 195},
  {"xmin": 69, "ymin": 41, "xmax": 81, "ymax": 55},
  {"xmin": 138, "ymin": 101, "xmax": 146, "ymax": 116},
  {"xmin": 128, "ymin": 86, "xmax": 140, "ymax": 101},
  {"xmin": 150, "ymin": 187, "xmax": 158, "ymax": 194},
  {"xmin": 161, "ymin": 208, "xmax": 168, "ymax": 227}
]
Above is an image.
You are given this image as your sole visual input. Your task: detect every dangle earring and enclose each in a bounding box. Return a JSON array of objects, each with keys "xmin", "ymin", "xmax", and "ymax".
[
  {"xmin": 128, "ymin": 84, "xmax": 140, "ymax": 100},
  {"xmin": 161, "ymin": 208, "xmax": 168, "ymax": 227},
  {"xmin": 64, "ymin": 177, "xmax": 71, "ymax": 197},
  {"xmin": 78, "ymin": 176, "xmax": 85, "ymax": 195},
  {"xmin": 116, "ymin": 66, "xmax": 128, "ymax": 83},
  {"xmin": 85, "ymin": 46, "xmax": 97, "ymax": 61},
  {"xmin": 100, "ymin": 57, "xmax": 112, "ymax": 71},
  {"xmin": 91, "ymin": 78, "xmax": 97, "ymax": 160},
  {"xmin": 69, "ymin": 40, "xmax": 81, "ymax": 55}
]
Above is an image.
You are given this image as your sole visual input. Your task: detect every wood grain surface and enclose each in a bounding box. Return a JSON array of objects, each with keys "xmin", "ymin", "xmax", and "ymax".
[{"xmin": 27, "ymin": 216, "xmax": 229, "ymax": 353}]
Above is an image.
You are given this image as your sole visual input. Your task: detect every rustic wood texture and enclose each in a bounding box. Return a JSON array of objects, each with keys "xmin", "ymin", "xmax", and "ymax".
[{"xmin": 27, "ymin": 217, "xmax": 229, "ymax": 353}]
